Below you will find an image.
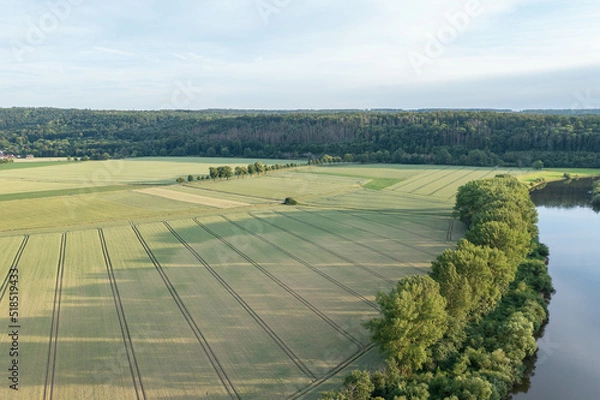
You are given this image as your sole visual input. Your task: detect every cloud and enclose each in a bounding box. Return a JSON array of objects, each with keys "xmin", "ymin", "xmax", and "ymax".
[{"xmin": 1, "ymin": 0, "xmax": 599, "ymax": 108}]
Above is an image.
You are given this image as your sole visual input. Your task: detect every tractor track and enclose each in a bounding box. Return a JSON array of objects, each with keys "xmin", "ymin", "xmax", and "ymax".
[
  {"xmin": 249, "ymin": 212, "xmax": 395, "ymax": 285},
  {"xmin": 273, "ymin": 211, "xmax": 426, "ymax": 276},
  {"xmin": 193, "ymin": 218, "xmax": 364, "ymax": 349},
  {"xmin": 99, "ymin": 229, "xmax": 146, "ymax": 400},
  {"xmin": 0, "ymin": 235, "xmax": 28, "ymax": 303},
  {"xmin": 43, "ymin": 233, "xmax": 67, "ymax": 400},
  {"xmin": 162, "ymin": 221, "xmax": 317, "ymax": 380},
  {"xmin": 131, "ymin": 225, "xmax": 240, "ymax": 399},
  {"xmin": 221, "ymin": 216, "xmax": 378, "ymax": 310}
]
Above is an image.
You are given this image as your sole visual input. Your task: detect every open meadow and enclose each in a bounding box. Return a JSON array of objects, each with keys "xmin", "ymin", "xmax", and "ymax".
[{"xmin": 1, "ymin": 158, "xmax": 594, "ymax": 399}]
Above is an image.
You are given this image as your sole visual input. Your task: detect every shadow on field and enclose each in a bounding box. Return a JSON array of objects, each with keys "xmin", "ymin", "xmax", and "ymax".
[{"xmin": 3, "ymin": 208, "xmax": 458, "ymax": 398}]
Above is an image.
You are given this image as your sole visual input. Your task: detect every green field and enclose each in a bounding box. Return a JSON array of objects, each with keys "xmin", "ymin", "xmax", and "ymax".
[{"xmin": 0, "ymin": 159, "xmax": 595, "ymax": 399}]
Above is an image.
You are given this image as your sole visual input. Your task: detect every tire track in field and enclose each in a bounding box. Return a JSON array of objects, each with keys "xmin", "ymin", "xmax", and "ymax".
[
  {"xmin": 43, "ymin": 233, "xmax": 67, "ymax": 400},
  {"xmin": 98, "ymin": 229, "xmax": 146, "ymax": 400},
  {"xmin": 221, "ymin": 216, "xmax": 378, "ymax": 310},
  {"xmin": 445, "ymin": 218, "xmax": 455, "ymax": 243},
  {"xmin": 444, "ymin": 168, "xmax": 515, "ymax": 200},
  {"xmin": 0, "ymin": 235, "xmax": 28, "ymax": 303},
  {"xmin": 304, "ymin": 209, "xmax": 439, "ymax": 259},
  {"xmin": 162, "ymin": 221, "xmax": 317, "ymax": 380},
  {"xmin": 347, "ymin": 210, "xmax": 448, "ymax": 234},
  {"xmin": 273, "ymin": 211, "xmax": 427, "ymax": 276},
  {"xmin": 389, "ymin": 166, "xmax": 451, "ymax": 191},
  {"xmin": 193, "ymin": 218, "xmax": 364, "ymax": 349},
  {"xmin": 427, "ymin": 168, "xmax": 482, "ymax": 197},
  {"xmin": 131, "ymin": 226, "xmax": 240, "ymax": 399},
  {"xmin": 408, "ymin": 167, "xmax": 466, "ymax": 194},
  {"xmin": 249, "ymin": 213, "xmax": 395, "ymax": 285},
  {"xmin": 287, "ymin": 343, "xmax": 377, "ymax": 400}
]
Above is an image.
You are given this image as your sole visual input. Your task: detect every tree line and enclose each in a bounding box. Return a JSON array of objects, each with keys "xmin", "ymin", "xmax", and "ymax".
[
  {"xmin": 175, "ymin": 161, "xmax": 301, "ymax": 183},
  {"xmin": 1, "ymin": 108, "xmax": 600, "ymax": 168},
  {"xmin": 323, "ymin": 176, "xmax": 554, "ymax": 400}
]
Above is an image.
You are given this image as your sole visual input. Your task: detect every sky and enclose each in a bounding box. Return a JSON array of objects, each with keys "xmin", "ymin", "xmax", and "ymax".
[{"xmin": 1, "ymin": 0, "xmax": 600, "ymax": 110}]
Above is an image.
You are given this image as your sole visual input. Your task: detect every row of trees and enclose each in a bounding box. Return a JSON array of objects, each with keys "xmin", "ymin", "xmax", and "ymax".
[
  {"xmin": 324, "ymin": 176, "xmax": 553, "ymax": 400},
  {"xmin": 2, "ymin": 108, "xmax": 600, "ymax": 168},
  {"xmin": 175, "ymin": 161, "xmax": 302, "ymax": 183}
]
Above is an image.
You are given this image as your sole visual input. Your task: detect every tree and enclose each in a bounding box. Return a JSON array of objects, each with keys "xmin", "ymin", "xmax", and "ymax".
[
  {"xmin": 431, "ymin": 240, "xmax": 514, "ymax": 320},
  {"xmin": 187, "ymin": 174, "xmax": 194, "ymax": 182},
  {"xmin": 365, "ymin": 275, "xmax": 447, "ymax": 375},
  {"xmin": 235, "ymin": 166, "xmax": 248, "ymax": 178},
  {"xmin": 532, "ymin": 160, "xmax": 544, "ymax": 170},
  {"xmin": 176, "ymin": 177, "xmax": 185, "ymax": 184},
  {"xmin": 247, "ymin": 164, "xmax": 257, "ymax": 176},
  {"xmin": 221, "ymin": 166, "xmax": 234, "ymax": 180},
  {"xmin": 254, "ymin": 161, "xmax": 265, "ymax": 175},
  {"xmin": 209, "ymin": 167, "xmax": 218, "ymax": 181}
]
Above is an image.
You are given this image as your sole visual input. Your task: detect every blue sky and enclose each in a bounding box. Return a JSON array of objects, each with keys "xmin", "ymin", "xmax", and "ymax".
[{"xmin": 1, "ymin": 0, "xmax": 599, "ymax": 110}]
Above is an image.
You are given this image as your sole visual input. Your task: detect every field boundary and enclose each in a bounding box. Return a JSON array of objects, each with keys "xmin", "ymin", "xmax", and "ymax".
[
  {"xmin": 221, "ymin": 216, "xmax": 378, "ymax": 310},
  {"xmin": 43, "ymin": 233, "xmax": 67, "ymax": 400},
  {"xmin": 99, "ymin": 229, "xmax": 146, "ymax": 400},
  {"xmin": 131, "ymin": 225, "xmax": 240, "ymax": 399},
  {"xmin": 0, "ymin": 236, "xmax": 28, "ymax": 303},
  {"xmin": 194, "ymin": 218, "xmax": 364, "ymax": 349},
  {"xmin": 249, "ymin": 213, "xmax": 395, "ymax": 284},
  {"xmin": 162, "ymin": 221, "xmax": 317, "ymax": 380}
]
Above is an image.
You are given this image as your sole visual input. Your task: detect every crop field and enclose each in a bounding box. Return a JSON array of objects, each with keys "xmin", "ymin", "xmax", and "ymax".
[{"xmin": 1, "ymin": 159, "xmax": 579, "ymax": 399}]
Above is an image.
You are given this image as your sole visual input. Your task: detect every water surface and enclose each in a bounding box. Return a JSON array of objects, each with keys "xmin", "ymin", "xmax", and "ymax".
[{"xmin": 513, "ymin": 179, "xmax": 600, "ymax": 400}]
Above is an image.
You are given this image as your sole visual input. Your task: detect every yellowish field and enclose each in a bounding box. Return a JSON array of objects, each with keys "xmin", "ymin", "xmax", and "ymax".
[{"xmin": 136, "ymin": 187, "xmax": 250, "ymax": 208}]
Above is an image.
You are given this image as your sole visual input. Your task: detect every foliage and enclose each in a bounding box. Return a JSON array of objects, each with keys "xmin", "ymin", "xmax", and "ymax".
[
  {"xmin": 283, "ymin": 197, "xmax": 298, "ymax": 205},
  {"xmin": 365, "ymin": 275, "xmax": 447, "ymax": 375},
  {"xmin": 2, "ymin": 108, "xmax": 600, "ymax": 168}
]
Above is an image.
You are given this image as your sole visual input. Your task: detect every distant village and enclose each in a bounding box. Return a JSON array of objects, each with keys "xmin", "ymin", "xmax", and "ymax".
[{"xmin": 0, "ymin": 150, "xmax": 33, "ymax": 161}]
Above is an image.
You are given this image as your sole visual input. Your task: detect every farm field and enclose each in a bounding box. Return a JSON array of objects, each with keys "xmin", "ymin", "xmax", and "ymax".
[{"xmin": 2, "ymin": 159, "xmax": 592, "ymax": 399}]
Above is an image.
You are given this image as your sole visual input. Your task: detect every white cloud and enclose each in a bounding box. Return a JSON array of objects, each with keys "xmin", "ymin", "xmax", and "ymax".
[{"xmin": 1, "ymin": 0, "xmax": 599, "ymax": 109}]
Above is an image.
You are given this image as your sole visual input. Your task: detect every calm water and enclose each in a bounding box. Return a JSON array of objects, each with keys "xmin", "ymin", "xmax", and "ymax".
[{"xmin": 513, "ymin": 179, "xmax": 600, "ymax": 400}]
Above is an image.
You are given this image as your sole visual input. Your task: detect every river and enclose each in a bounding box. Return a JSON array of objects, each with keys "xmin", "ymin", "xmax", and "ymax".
[{"xmin": 512, "ymin": 179, "xmax": 600, "ymax": 400}]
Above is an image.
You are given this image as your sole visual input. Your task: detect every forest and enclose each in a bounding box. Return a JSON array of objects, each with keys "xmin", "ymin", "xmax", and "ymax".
[{"xmin": 1, "ymin": 107, "xmax": 600, "ymax": 168}]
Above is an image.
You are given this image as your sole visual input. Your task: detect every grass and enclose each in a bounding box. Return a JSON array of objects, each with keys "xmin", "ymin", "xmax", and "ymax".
[
  {"xmin": 363, "ymin": 178, "xmax": 403, "ymax": 190},
  {"xmin": 0, "ymin": 160, "xmax": 68, "ymax": 170},
  {"xmin": 4, "ymin": 161, "xmax": 588, "ymax": 398},
  {"xmin": 0, "ymin": 184, "xmax": 130, "ymax": 202},
  {"xmin": 519, "ymin": 168, "xmax": 600, "ymax": 185}
]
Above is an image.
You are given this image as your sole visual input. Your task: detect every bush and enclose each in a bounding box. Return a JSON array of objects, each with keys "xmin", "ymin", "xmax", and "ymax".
[{"xmin": 283, "ymin": 197, "xmax": 298, "ymax": 205}]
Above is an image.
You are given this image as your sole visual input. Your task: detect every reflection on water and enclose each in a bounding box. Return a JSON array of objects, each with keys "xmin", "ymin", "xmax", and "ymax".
[
  {"xmin": 529, "ymin": 178, "xmax": 599, "ymax": 212},
  {"xmin": 512, "ymin": 178, "xmax": 600, "ymax": 400}
]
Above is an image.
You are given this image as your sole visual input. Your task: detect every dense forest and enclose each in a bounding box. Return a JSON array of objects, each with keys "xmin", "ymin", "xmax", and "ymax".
[{"xmin": 1, "ymin": 107, "xmax": 600, "ymax": 168}]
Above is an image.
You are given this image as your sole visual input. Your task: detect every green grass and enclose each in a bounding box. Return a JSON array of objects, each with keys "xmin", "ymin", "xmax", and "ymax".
[
  {"xmin": 0, "ymin": 160, "xmax": 68, "ymax": 170},
  {"xmin": 519, "ymin": 168, "xmax": 600, "ymax": 185},
  {"xmin": 0, "ymin": 184, "xmax": 131, "ymax": 202},
  {"xmin": 363, "ymin": 178, "xmax": 404, "ymax": 190}
]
